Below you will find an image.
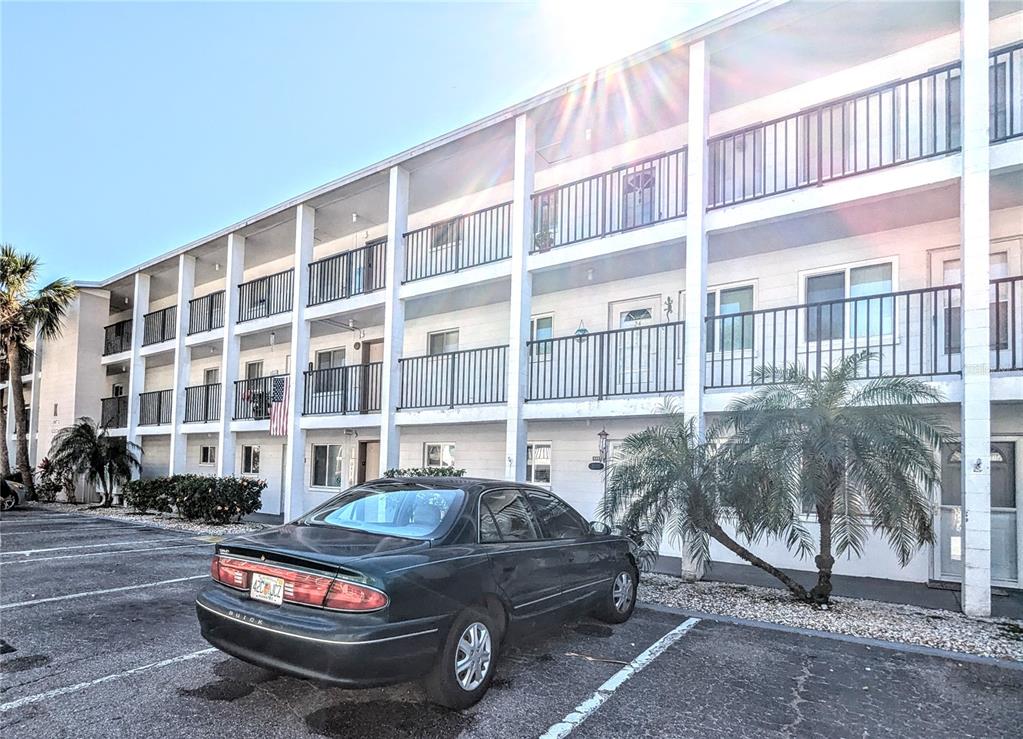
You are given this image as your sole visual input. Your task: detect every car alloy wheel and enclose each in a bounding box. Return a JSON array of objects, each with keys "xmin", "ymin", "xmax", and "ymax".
[
  {"xmin": 612, "ymin": 571, "xmax": 634, "ymax": 613},
  {"xmin": 1, "ymin": 496, "xmax": 14, "ymax": 511},
  {"xmin": 454, "ymin": 621, "xmax": 492, "ymax": 692}
]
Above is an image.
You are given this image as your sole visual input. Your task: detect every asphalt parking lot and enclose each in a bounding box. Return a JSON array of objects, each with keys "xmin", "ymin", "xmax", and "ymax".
[{"xmin": 2, "ymin": 507, "xmax": 1022, "ymax": 739}]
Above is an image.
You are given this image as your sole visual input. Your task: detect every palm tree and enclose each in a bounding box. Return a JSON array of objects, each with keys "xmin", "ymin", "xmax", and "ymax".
[
  {"xmin": 48, "ymin": 417, "xmax": 141, "ymax": 507},
  {"xmin": 599, "ymin": 401, "xmax": 814, "ymax": 600},
  {"xmin": 0, "ymin": 244, "xmax": 77, "ymax": 494},
  {"xmin": 725, "ymin": 353, "xmax": 950, "ymax": 605}
]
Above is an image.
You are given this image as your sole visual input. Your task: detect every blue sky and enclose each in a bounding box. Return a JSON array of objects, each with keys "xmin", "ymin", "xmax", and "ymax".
[{"xmin": 2, "ymin": 1, "xmax": 742, "ymax": 286}]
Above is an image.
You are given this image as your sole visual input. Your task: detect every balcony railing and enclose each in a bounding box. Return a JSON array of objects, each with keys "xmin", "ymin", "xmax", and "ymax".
[
  {"xmin": 531, "ymin": 148, "xmax": 687, "ymax": 253},
  {"xmin": 302, "ymin": 363, "xmax": 382, "ymax": 415},
  {"xmin": 233, "ymin": 376, "xmax": 285, "ymax": 420},
  {"xmin": 142, "ymin": 306, "xmax": 176, "ymax": 346},
  {"xmin": 308, "ymin": 239, "xmax": 386, "ymax": 306},
  {"xmin": 404, "ymin": 202, "xmax": 513, "ymax": 282},
  {"xmin": 103, "ymin": 319, "xmax": 132, "ymax": 355},
  {"xmin": 100, "ymin": 396, "xmax": 128, "ymax": 429},
  {"xmin": 398, "ymin": 346, "xmax": 507, "ymax": 409},
  {"xmin": 238, "ymin": 270, "xmax": 294, "ymax": 322},
  {"xmin": 992, "ymin": 276, "xmax": 1022, "ymax": 373},
  {"xmin": 526, "ymin": 321, "xmax": 686, "ymax": 401},
  {"xmin": 708, "ymin": 42, "xmax": 1023, "ymax": 209},
  {"xmin": 138, "ymin": 389, "xmax": 173, "ymax": 426},
  {"xmin": 188, "ymin": 291, "xmax": 225, "ymax": 335},
  {"xmin": 184, "ymin": 383, "xmax": 221, "ymax": 423}
]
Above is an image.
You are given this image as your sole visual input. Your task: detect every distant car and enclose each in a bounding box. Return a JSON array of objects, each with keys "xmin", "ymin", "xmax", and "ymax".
[
  {"xmin": 1, "ymin": 478, "xmax": 24, "ymax": 511},
  {"xmin": 196, "ymin": 477, "xmax": 638, "ymax": 708}
]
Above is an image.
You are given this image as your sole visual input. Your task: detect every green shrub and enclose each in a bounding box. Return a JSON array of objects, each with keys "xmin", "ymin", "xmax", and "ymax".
[
  {"xmin": 383, "ymin": 466, "xmax": 466, "ymax": 478},
  {"xmin": 122, "ymin": 477, "xmax": 175, "ymax": 514},
  {"xmin": 174, "ymin": 475, "xmax": 265, "ymax": 524}
]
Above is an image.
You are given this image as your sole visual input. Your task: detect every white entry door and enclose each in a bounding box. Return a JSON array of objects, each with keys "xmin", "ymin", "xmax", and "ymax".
[
  {"xmin": 608, "ymin": 296, "xmax": 661, "ymax": 395},
  {"xmin": 938, "ymin": 440, "xmax": 1020, "ymax": 588}
]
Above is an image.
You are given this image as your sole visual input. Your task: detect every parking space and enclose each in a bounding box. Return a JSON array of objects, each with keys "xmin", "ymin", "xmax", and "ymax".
[{"xmin": 2, "ymin": 508, "xmax": 1022, "ymax": 739}]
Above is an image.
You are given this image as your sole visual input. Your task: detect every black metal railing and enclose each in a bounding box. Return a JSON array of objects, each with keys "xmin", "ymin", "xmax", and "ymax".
[
  {"xmin": 233, "ymin": 376, "xmax": 281, "ymax": 420},
  {"xmin": 142, "ymin": 306, "xmax": 176, "ymax": 346},
  {"xmin": 398, "ymin": 346, "xmax": 507, "ymax": 409},
  {"xmin": 302, "ymin": 363, "xmax": 383, "ymax": 415},
  {"xmin": 526, "ymin": 321, "xmax": 685, "ymax": 401},
  {"xmin": 991, "ymin": 276, "xmax": 1022, "ymax": 373},
  {"xmin": 708, "ymin": 43, "xmax": 1023, "ymax": 209},
  {"xmin": 405, "ymin": 202, "xmax": 513, "ymax": 282},
  {"xmin": 188, "ymin": 291, "xmax": 225, "ymax": 335},
  {"xmin": 238, "ymin": 269, "xmax": 294, "ymax": 322},
  {"xmin": 990, "ymin": 42, "xmax": 1023, "ymax": 144},
  {"xmin": 103, "ymin": 319, "xmax": 133, "ymax": 355},
  {"xmin": 184, "ymin": 383, "xmax": 221, "ymax": 423},
  {"xmin": 308, "ymin": 239, "xmax": 387, "ymax": 306},
  {"xmin": 703, "ymin": 285, "xmax": 963, "ymax": 388},
  {"xmin": 531, "ymin": 148, "xmax": 687, "ymax": 252},
  {"xmin": 100, "ymin": 396, "xmax": 128, "ymax": 429},
  {"xmin": 138, "ymin": 389, "xmax": 173, "ymax": 426}
]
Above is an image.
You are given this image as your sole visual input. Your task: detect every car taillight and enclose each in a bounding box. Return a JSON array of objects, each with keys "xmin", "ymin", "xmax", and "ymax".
[
  {"xmin": 324, "ymin": 579, "xmax": 388, "ymax": 611},
  {"xmin": 209, "ymin": 553, "xmax": 385, "ymax": 611}
]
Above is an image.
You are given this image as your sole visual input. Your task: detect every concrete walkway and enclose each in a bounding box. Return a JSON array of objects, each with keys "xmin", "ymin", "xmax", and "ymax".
[{"xmin": 702, "ymin": 561, "xmax": 1023, "ymax": 620}]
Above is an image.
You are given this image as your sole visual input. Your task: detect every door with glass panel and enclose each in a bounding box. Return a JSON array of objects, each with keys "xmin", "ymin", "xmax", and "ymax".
[
  {"xmin": 938, "ymin": 441, "xmax": 1020, "ymax": 588},
  {"xmin": 314, "ymin": 348, "xmax": 347, "ymax": 411},
  {"xmin": 609, "ymin": 297, "xmax": 661, "ymax": 395}
]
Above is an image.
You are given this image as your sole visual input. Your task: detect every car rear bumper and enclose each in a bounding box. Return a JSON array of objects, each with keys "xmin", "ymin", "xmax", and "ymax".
[{"xmin": 195, "ymin": 585, "xmax": 447, "ymax": 687}]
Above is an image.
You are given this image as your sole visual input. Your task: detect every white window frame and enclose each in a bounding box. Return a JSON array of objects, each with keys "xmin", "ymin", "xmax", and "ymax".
[
  {"xmin": 199, "ymin": 445, "xmax": 217, "ymax": 466},
  {"xmin": 529, "ymin": 313, "xmax": 554, "ymax": 360},
  {"xmin": 203, "ymin": 367, "xmax": 219, "ymax": 386},
  {"xmin": 679, "ymin": 280, "xmax": 758, "ymax": 360},
  {"xmin": 427, "ymin": 329, "xmax": 459, "ymax": 356},
  {"xmin": 241, "ymin": 445, "xmax": 261, "ymax": 475},
  {"xmin": 310, "ymin": 443, "xmax": 345, "ymax": 489},
  {"xmin": 526, "ymin": 441, "xmax": 552, "ymax": 486},
  {"xmin": 245, "ymin": 360, "xmax": 264, "ymax": 380},
  {"xmin": 797, "ymin": 256, "xmax": 899, "ymax": 348},
  {"xmin": 315, "ymin": 347, "xmax": 346, "ymax": 369},
  {"xmin": 423, "ymin": 442, "xmax": 456, "ymax": 469}
]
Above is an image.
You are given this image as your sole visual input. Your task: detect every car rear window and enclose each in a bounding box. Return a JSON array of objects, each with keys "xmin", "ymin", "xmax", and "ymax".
[{"xmin": 300, "ymin": 483, "xmax": 464, "ymax": 538}]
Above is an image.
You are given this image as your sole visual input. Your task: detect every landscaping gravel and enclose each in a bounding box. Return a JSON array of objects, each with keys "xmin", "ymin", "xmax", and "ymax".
[
  {"xmin": 19, "ymin": 502, "xmax": 267, "ymax": 537},
  {"xmin": 639, "ymin": 572, "xmax": 1023, "ymax": 662}
]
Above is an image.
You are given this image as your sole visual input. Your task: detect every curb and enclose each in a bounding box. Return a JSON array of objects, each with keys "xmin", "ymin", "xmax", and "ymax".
[{"xmin": 638, "ymin": 602, "xmax": 1023, "ymax": 672}]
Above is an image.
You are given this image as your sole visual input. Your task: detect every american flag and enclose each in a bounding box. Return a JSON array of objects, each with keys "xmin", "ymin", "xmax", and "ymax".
[{"xmin": 269, "ymin": 375, "xmax": 290, "ymax": 436}]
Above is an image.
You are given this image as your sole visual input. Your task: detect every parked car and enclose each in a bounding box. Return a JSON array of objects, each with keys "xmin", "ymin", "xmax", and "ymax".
[
  {"xmin": 1, "ymin": 477, "xmax": 25, "ymax": 511},
  {"xmin": 196, "ymin": 477, "xmax": 639, "ymax": 708}
]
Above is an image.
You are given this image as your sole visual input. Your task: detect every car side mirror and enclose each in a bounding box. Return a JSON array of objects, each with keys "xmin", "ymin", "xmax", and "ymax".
[{"xmin": 589, "ymin": 521, "xmax": 611, "ymax": 536}]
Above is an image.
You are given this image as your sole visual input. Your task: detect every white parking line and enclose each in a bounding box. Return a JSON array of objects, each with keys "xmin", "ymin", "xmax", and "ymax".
[
  {"xmin": 0, "ymin": 648, "xmax": 218, "ymax": 713},
  {"xmin": 0, "ymin": 542, "xmax": 210, "ymax": 565},
  {"xmin": 1, "ymin": 574, "xmax": 209, "ymax": 610},
  {"xmin": 1, "ymin": 525, "xmax": 144, "ymax": 536},
  {"xmin": 1, "ymin": 538, "xmax": 186, "ymax": 556},
  {"xmin": 0, "ymin": 514, "xmax": 84, "ymax": 524},
  {"xmin": 539, "ymin": 617, "xmax": 701, "ymax": 739}
]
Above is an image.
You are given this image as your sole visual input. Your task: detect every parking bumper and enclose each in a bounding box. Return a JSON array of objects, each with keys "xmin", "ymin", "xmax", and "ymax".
[{"xmin": 195, "ymin": 585, "xmax": 447, "ymax": 687}]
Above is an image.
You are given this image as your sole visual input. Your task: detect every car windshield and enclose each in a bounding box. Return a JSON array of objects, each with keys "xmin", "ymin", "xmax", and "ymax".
[{"xmin": 299, "ymin": 483, "xmax": 464, "ymax": 538}]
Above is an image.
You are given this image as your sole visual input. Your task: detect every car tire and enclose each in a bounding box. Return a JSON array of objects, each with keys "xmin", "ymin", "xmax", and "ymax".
[
  {"xmin": 424, "ymin": 607, "xmax": 501, "ymax": 710},
  {"xmin": 593, "ymin": 565, "xmax": 637, "ymax": 624},
  {"xmin": 1, "ymin": 494, "xmax": 16, "ymax": 512}
]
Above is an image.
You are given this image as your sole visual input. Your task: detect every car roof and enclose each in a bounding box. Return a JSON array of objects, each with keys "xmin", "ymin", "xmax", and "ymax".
[{"xmin": 364, "ymin": 476, "xmax": 534, "ymax": 493}]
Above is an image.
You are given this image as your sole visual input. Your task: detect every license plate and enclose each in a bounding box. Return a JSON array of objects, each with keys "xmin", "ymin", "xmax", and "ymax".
[{"xmin": 250, "ymin": 573, "xmax": 285, "ymax": 606}]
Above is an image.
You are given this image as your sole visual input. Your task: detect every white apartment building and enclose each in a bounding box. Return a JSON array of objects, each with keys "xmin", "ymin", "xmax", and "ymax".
[{"xmin": 5, "ymin": 1, "xmax": 1021, "ymax": 615}]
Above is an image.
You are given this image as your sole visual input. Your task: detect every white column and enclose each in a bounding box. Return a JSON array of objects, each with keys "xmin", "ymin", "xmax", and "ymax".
[
  {"xmin": 683, "ymin": 40, "xmax": 709, "ymax": 437},
  {"xmin": 505, "ymin": 113, "xmax": 535, "ymax": 481},
  {"xmin": 379, "ymin": 166, "xmax": 409, "ymax": 475},
  {"xmin": 217, "ymin": 233, "xmax": 245, "ymax": 476},
  {"xmin": 125, "ymin": 272, "xmax": 150, "ymax": 469},
  {"xmin": 959, "ymin": 0, "xmax": 991, "ymax": 617},
  {"xmin": 27, "ymin": 325, "xmax": 42, "ymax": 465},
  {"xmin": 676, "ymin": 39, "xmax": 711, "ymax": 582},
  {"xmin": 168, "ymin": 255, "xmax": 196, "ymax": 475},
  {"xmin": 282, "ymin": 204, "xmax": 314, "ymax": 520}
]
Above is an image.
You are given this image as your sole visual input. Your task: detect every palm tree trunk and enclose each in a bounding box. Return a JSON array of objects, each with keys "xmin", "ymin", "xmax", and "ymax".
[
  {"xmin": 810, "ymin": 482, "xmax": 838, "ymax": 605},
  {"xmin": 708, "ymin": 521, "xmax": 811, "ymax": 601},
  {"xmin": 8, "ymin": 341, "xmax": 34, "ymax": 495},
  {"xmin": 0, "ymin": 395, "xmax": 10, "ymax": 477}
]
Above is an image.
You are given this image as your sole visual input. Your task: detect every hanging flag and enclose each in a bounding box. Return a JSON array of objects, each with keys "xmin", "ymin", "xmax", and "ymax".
[{"xmin": 269, "ymin": 375, "xmax": 290, "ymax": 436}]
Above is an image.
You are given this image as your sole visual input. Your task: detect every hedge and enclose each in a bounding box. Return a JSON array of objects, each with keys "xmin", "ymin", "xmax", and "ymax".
[
  {"xmin": 121, "ymin": 474, "xmax": 266, "ymax": 524},
  {"xmin": 383, "ymin": 466, "xmax": 466, "ymax": 478}
]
